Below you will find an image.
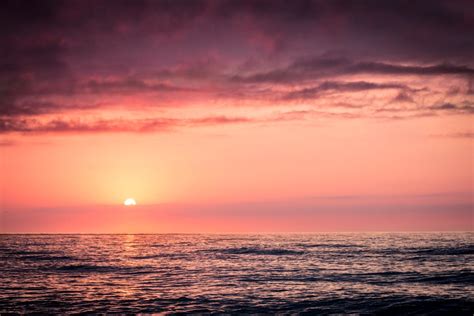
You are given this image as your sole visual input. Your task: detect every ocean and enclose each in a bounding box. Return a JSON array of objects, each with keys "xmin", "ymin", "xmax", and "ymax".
[{"xmin": 0, "ymin": 233, "xmax": 473, "ymax": 314}]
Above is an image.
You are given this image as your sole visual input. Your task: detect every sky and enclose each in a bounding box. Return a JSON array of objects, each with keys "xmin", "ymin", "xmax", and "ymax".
[{"xmin": 0, "ymin": 0, "xmax": 473, "ymax": 232}]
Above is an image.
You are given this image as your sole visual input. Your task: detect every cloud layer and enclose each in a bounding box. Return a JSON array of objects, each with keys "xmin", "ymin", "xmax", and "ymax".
[{"xmin": 1, "ymin": 0, "xmax": 473, "ymax": 134}]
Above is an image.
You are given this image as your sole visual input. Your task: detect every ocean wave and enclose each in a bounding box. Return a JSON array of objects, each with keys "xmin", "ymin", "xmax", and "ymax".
[
  {"xmin": 53, "ymin": 264, "xmax": 153, "ymax": 274},
  {"xmin": 295, "ymin": 243, "xmax": 365, "ymax": 249},
  {"xmin": 412, "ymin": 245, "xmax": 474, "ymax": 256},
  {"xmin": 377, "ymin": 245, "xmax": 474, "ymax": 257},
  {"xmin": 129, "ymin": 253, "xmax": 188, "ymax": 260},
  {"xmin": 0, "ymin": 249, "xmax": 76, "ymax": 261},
  {"xmin": 16, "ymin": 254, "xmax": 75, "ymax": 261},
  {"xmin": 1, "ymin": 249, "xmax": 61, "ymax": 256},
  {"xmin": 343, "ymin": 270, "xmax": 474, "ymax": 285},
  {"xmin": 214, "ymin": 247, "xmax": 304, "ymax": 255},
  {"xmin": 55, "ymin": 264, "xmax": 117, "ymax": 272},
  {"xmin": 238, "ymin": 270, "xmax": 474, "ymax": 286}
]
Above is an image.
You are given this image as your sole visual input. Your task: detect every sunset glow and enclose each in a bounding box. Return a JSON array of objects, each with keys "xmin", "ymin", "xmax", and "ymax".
[
  {"xmin": 0, "ymin": 0, "xmax": 472, "ymax": 233},
  {"xmin": 123, "ymin": 198, "xmax": 137, "ymax": 206}
]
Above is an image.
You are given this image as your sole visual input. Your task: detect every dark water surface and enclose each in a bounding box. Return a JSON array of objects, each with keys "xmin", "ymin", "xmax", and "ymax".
[{"xmin": 1, "ymin": 233, "xmax": 473, "ymax": 314}]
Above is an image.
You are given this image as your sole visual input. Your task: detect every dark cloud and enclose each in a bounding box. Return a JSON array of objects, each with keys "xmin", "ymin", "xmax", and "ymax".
[
  {"xmin": 216, "ymin": 0, "xmax": 474, "ymax": 61},
  {"xmin": 0, "ymin": 117, "xmax": 173, "ymax": 134},
  {"xmin": 85, "ymin": 79, "xmax": 187, "ymax": 94},
  {"xmin": 348, "ymin": 62, "xmax": 474, "ymax": 76},
  {"xmin": 373, "ymin": 101, "xmax": 474, "ymax": 120},
  {"xmin": 233, "ymin": 58, "xmax": 474, "ymax": 84},
  {"xmin": 391, "ymin": 92, "xmax": 415, "ymax": 103},
  {"xmin": 428, "ymin": 103, "xmax": 474, "ymax": 113},
  {"xmin": 468, "ymin": 78, "xmax": 474, "ymax": 94},
  {"xmin": 0, "ymin": 101, "xmax": 99, "ymax": 117},
  {"xmin": 0, "ymin": 115, "xmax": 257, "ymax": 134},
  {"xmin": 0, "ymin": 110, "xmax": 375, "ymax": 134},
  {"xmin": 283, "ymin": 81, "xmax": 409, "ymax": 100}
]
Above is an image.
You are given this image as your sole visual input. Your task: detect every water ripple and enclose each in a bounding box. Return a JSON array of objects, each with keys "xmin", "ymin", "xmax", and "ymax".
[{"xmin": 0, "ymin": 233, "xmax": 472, "ymax": 314}]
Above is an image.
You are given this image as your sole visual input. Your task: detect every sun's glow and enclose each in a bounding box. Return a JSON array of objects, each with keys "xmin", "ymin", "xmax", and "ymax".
[{"xmin": 123, "ymin": 198, "xmax": 137, "ymax": 206}]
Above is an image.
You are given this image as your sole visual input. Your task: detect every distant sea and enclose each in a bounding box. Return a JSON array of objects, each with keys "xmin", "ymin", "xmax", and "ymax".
[{"xmin": 0, "ymin": 233, "xmax": 473, "ymax": 314}]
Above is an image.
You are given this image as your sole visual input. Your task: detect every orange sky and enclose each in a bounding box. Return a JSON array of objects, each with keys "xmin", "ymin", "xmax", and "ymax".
[{"xmin": 1, "ymin": 115, "xmax": 472, "ymax": 232}]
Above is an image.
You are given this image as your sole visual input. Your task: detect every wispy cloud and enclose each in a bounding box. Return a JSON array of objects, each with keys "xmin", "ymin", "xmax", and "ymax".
[
  {"xmin": 283, "ymin": 81, "xmax": 410, "ymax": 100},
  {"xmin": 430, "ymin": 132, "xmax": 474, "ymax": 138},
  {"xmin": 0, "ymin": 115, "xmax": 262, "ymax": 134},
  {"xmin": 0, "ymin": 139, "xmax": 16, "ymax": 146},
  {"xmin": 232, "ymin": 58, "xmax": 474, "ymax": 84}
]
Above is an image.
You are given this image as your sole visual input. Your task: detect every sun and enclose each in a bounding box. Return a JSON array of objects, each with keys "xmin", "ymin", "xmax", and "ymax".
[{"xmin": 123, "ymin": 198, "xmax": 137, "ymax": 206}]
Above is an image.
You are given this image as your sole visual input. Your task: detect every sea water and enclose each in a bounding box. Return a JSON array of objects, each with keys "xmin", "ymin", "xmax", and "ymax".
[{"xmin": 0, "ymin": 233, "xmax": 473, "ymax": 314}]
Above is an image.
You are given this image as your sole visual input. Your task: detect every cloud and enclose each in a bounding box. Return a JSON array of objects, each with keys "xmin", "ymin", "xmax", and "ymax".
[
  {"xmin": 430, "ymin": 132, "xmax": 474, "ymax": 139},
  {"xmin": 391, "ymin": 92, "xmax": 415, "ymax": 103},
  {"xmin": 373, "ymin": 101, "xmax": 474, "ymax": 118},
  {"xmin": 0, "ymin": 0, "xmax": 472, "ymax": 135},
  {"xmin": 274, "ymin": 109, "xmax": 362, "ymax": 121},
  {"xmin": 449, "ymin": 132, "xmax": 474, "ymax": 138},
  {"xmin": 0, "ymin": 115, "xmax": 260, "ymax": 134},
  {"xmin": 283, "ymin": 81, "xmax": 409, "ymax": 100},
  {"xmin": 0, "ymin": 110, "xmax": 379, "ymax": 134},
  {"xmin": 0, "ymin": 117, "xmax": 169, "ymax": 134},
  {"xmin": 349, "ymin": 62, "xmax": 474, "ymax": 76},
  {"xmin": 0, "ymin": 101, "xmax": 99, "ymax": 117},
  {"xmin": 232, "ymin": 58, "xmax": 474, "ymax": 84},
  {"xmin": 428, "ymin": 103, "xmax": 474, "ymax": 113},
  {"xmin": 84, "ymin": 79, "xmax": 188, "ymax": 94},
  {"xmin": 0, "ymin": 139, "xmax": 16, "ymax": 146}
]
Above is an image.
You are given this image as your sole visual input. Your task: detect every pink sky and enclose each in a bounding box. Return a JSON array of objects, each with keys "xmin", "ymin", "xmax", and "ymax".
[{"xmin": 0, "ymin": 0, "xmax": 473, "ymax": 232}]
